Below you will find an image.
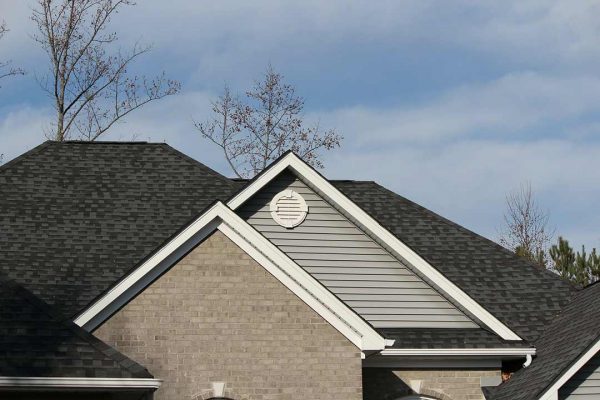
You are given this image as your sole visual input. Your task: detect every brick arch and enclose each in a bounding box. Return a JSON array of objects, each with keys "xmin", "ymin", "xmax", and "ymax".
[
  {"xmin": 191, "ymin": 389, "xmax": 249, "ymax": 400},
  {"xmin": 419, "ymin": 388, "xmax": 454, "ymax": 400}
]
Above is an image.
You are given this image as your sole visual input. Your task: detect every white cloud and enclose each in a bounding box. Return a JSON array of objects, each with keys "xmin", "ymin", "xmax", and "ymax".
[
  {"xmin": 314, "ymin": 72, "xmax": 600, "ymax": 144},
  {"xmin": 0, "ymin": 105, "xmax": 52, "ymax": 161},
  {"xmin": 1, "ymin": 0, "xmax": 600, "ymax": 251},
  {"xmin": 323, "ymin": 138, "xmax": 600, "ymax": 250}
]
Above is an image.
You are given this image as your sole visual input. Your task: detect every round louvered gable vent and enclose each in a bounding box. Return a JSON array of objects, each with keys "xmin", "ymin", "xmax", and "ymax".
[{"xmin": 270, "ymin": 189, "xmax": 309, "ymax": 228}]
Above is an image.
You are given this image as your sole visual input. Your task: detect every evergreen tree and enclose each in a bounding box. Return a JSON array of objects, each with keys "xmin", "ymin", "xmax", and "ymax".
[{"xmin": 549, "ymin": 237, "xmax": 600, "ymax": 286}]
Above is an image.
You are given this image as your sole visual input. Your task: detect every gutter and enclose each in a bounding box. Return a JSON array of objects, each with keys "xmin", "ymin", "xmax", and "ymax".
[
  {"xmin": 0, "ymin": 377, "xmax": 162, "ymax": 389},
  {"xmin": 380, "ymin": 348, "xmax": 536, "ymax": 357}
]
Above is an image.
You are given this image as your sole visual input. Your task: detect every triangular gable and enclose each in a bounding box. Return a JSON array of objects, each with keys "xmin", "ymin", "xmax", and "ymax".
[
  {"xmin": 239, "ymin": 170, "xmax": 478, "ymax": 329},
  {"xmin": 74, "ymin": 202, "xmax": 388, "ymax": 351},
  {"xmin": 227, "ymin": 152, "xmax": 522, "ymax": 341}
]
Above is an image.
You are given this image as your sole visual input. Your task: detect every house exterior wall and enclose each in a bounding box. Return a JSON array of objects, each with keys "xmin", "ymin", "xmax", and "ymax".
[
  {"xmin": 94, "ymin": 230, "xmax": 362, "ymax": 400},
  {"xmin": 363, "ymin": 367, "xmax": 500, "ymax": 400},
  {"xmin": 559, "ymin": 351, "xmax": 600, "ymax": 399},
  {"xmin": 238, "ymin": 170, "xmax": 477, "ymax": 329}
]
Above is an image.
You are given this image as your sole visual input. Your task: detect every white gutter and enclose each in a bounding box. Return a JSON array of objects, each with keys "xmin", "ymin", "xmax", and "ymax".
[
  {"xmin": 0, "ymin": 377, "xmax": 162, "ymax": 389},
  {"xmin": 523, "ymin": 354, "xmax": 533, "ymax": 367},
  {"xmin": 380, "ymin": 348, "xmax": 536, "ymax": 357}
]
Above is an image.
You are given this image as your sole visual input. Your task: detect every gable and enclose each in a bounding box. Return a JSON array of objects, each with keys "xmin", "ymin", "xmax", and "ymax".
[
  {"xmin": 75, "ymin": 202, "xmax": 387, "ymax": 351},
  {"xmin": 238, "ymin": 170, "xmax": 478, "ymax": 329},
  {"xmin": 560, "ymin": 350, "xmax": 600, "ymax": 399},
  {"xmin": 94, "ymin": 230, "xmax": 362, "ymax": 400}
]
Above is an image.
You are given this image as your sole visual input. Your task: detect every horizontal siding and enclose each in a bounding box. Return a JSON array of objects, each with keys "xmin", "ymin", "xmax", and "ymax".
[
  {"xmin": 560, "ymin": 352, "xmax": 600, "ymax": 399},
  {"xmin": 238, "ymin": 170, "xmax": 477, "ymax": 329}
]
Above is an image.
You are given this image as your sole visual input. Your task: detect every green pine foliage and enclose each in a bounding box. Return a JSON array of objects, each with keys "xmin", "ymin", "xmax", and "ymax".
[{"xmin": 549, "ymin": 237, "xmax": 600, "ymax": 286}]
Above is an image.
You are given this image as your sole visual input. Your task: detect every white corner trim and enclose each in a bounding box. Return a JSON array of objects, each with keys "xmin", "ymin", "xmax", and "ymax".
[
  {"xmin": 227, "ymin": 152, "xmax": 523, "ymax": 341},
  {"xmin": 538, "ymin": 336, "xmax": 600, "ymax": 400},
  {"xmin": 74, "ymin": 202, "xmax": 387, "ymax": 351},
  {"xmin": 380, "ymin": 348, "xmax": 536, "ymax": 357},
  {"xmin": 0, "ymin": 377, "xmax": 162, "ymax": 389}
]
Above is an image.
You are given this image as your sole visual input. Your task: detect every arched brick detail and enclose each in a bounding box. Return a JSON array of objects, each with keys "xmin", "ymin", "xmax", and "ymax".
[
  {"xmin": 191, "ymin": 388, "xmax": 249, "ymax": 400},
  {"xmin": 419, "ymin": 388, "xmax": 453, "ymax": 400}
]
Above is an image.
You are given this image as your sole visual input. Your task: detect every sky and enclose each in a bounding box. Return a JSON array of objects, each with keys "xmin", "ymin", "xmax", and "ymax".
[{"xmin": 0, "ymin": 1, "xmax": 599, "ymax": 250}]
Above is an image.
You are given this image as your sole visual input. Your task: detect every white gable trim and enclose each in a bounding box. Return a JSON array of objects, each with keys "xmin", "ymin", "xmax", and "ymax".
[
  {"xmin": 74, "ymin": 202, "xmax": 387, "ymax": 351},
  {"xmin": 227, "ymin": 152, "xmax": 522, "ymax": 341},
  {"xmin": 538, "ymin": 336, "xmax": 600, "ymax": 400}
]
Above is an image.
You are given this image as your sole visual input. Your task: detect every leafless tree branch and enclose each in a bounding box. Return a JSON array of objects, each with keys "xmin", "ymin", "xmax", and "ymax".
[
  {"xmin": 195, "ymin": 66, "xmax": 342, "ymax": 178},
  {"xmin": 32, "ymin": 0, "xmax": 181, "ymax": 141},
  {"xmin": 499, "ymin": 182, "xmax": 554, "ymax": 267},
  {"xmin": 0, "ymin": 21, "xmax": 25, "ymax": 88}
]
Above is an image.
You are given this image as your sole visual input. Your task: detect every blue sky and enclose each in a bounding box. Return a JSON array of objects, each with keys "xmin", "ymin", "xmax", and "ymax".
[{"xmin": 1, "ymin": 1, "xmax": 599, "ymax": 250}]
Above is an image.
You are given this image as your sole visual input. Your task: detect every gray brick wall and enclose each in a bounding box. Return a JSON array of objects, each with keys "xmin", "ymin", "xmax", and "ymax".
[
  {"xmin": 95, "ymin": 230, "xmax": 362, "ymax": 400},
  {"xmin": 363, "ymin": 368, "xmax": 500, "ymax": 400}
]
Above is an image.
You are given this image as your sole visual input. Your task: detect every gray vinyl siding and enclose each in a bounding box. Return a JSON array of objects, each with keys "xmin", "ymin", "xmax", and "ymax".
[
  {"xmin": 560, "ymin": 352, "xmax": 600, "ymax": 400},
  {"xmin": 238, "ymin": 170, "xmax": 477, "ymax": 329}
]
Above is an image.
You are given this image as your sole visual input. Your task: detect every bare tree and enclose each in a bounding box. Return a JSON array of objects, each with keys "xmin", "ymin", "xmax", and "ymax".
[
  {"xmin": 196, "ymin": 66, "xmax": 342, "ymax": 178},
  {"xmin": 499, "ymin": 182, "xmax": 553, "ymax": 267},
  {"xmin": 0, "ymin": 21, "xmax": 25, "ymax": 87},
  {"xmin": 32, "ymin": 0, "xmax": 181, "ymax": 141}
]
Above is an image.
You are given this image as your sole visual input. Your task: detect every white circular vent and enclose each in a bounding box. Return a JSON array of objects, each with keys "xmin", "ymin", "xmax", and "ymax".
[{"xmin": 270, "ymin": 189, "xmax": 309, "ymax": 228}]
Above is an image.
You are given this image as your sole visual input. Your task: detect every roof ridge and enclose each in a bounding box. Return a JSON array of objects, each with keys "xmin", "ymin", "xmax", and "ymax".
[
  {"xmin": 48, "ymin": 140, "xmax": 156, "ymax": 144},
  {"xmin": 366, "ymin": 181, "xmax": 579, "ymax": 292}
]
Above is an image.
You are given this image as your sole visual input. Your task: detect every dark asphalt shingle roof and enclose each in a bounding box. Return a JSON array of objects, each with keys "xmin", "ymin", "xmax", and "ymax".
[
  {"xmin": 486, "ymin": 282, "xmax": 600, "ymax": 400},
  {"xmin": 0, "ymin": 142, "xmax": 577, "ymax": 347},
  {"xmin": 332, "ymin": 181, "xmax": 577, "ymax": 342},
  {"xmin": 0, "ymin": 141, "xmax": 237, "ymax": 318},
  {"xmin": 0, "ymin": 275, "xmax": 152, "ymax": 378},
  {"xmin": 378, "ymin": 328, "xmax": 533, "ymax": 349}
]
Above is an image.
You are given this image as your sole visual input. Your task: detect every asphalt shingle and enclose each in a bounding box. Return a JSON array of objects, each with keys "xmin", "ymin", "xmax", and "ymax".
[
  {"xmin": 0, "ymin": 141, "xmax": 237, "ymax": 318},
  {"xmin": 0, "ymin": 275, "xmax": 152, "ymax": 378},
  {"xmin": 379, "ymin": 328, "xmax": 533, "ymax": 349},
  {"xmin": 487, "ymin": 282, "xmax": 600, "ymax": 400}
]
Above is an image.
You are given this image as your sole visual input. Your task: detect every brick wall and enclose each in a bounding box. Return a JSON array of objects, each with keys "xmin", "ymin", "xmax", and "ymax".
[
  {"xmin": 94, "ymin": 230, "xmax": 362, "ymax": 400},
  {"xmin": 363, "ymin": 368, "xmax": 500, "ymax": 400}
]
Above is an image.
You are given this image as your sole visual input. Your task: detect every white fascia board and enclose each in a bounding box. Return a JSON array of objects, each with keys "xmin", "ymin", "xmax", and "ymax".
[
  {"xmin": 538, "ymin": 336, "xmax": 600, "ymax": 400},
  {"xmin": 74, "ymin": 202, "xmax": 386, "ymax": 351},
  {"xmin": 227, "ymin": 153, "xmax": 522, "ymax": 341},
  {"xmin": 74, "ymin": 205, "xmax": 224, "ymax": 329},
  {"xmin": 380, "ymin": 348, "xmax": 536, "ymax": 357},
  {"xmin": 0, "ymin": 377, "xmax": 161, "ymax": 389}
]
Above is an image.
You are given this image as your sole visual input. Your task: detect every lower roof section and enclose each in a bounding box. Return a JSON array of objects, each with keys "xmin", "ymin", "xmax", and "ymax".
[
  {"xmin": 0, "ymin": 276, "xmax": 152, "ymax": 380},
  {"xmin": 379, "ymin": 328, "xmax": 533, "ymax": 349}
]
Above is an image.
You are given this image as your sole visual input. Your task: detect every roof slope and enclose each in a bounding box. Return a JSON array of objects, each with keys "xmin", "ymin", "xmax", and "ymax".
[
  {"xmin": 486, "ymin": 282, "xmax": 600, "ymax": 400},
  {"xmin": 0, "ymin": 141, "xmax": 237, "ymax": 318},
  {"xmin": 332, "ymin": 181, "xmax": 576, "ymax": 342},
  {"xmin": 0, "ymin": 276, "xmax": 151, "ymax": 378}
]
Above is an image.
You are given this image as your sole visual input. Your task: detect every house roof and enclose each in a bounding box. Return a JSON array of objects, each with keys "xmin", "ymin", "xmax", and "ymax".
[
  {"xmin": 332, "ymin": 181, "xmax": 577, "ymax": 342},
  {"xmin": 0, "ymin": 141, "xmax": 237, "ymax": 318},
  {"xmin": 0, "ymin": 141, "xmax": 576, "ymax": 345},
  {"xmin": 379, "ymin": 328, "xmax": 533, "ymax": 349},
  {"xmin": 486, "ymin": 281, "xmax": 600, "ymax": 400},
  {"xmin": 0, "ymin": 275, "xmax": 152, "ymax": 379}
]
